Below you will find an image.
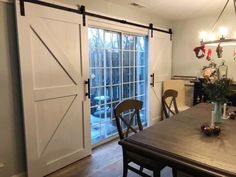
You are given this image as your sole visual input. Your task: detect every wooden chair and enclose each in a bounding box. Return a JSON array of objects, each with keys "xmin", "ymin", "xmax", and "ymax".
[
  {"xmin": 162, "ymin": 89, "xmax": 179, "ymax": 118},
  {"xmin": 163, "ymin": 80, "xmax": 190, "ymax": 112},
  {"xmin": 114, "ymin": 99, "xmax": 165, "ymax": 177},
  {"xmin": 162, "ymin": 90, "xmax": 179, "ymax": 176}
]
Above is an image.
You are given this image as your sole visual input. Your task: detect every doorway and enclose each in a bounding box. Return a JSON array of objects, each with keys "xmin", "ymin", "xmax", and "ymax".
[{"xmin": 88, "ymin": 27, "xmax": 148, "ymax": 144}]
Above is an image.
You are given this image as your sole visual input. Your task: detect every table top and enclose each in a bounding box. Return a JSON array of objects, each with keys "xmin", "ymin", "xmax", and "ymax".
[{"xmin": 121, "ymin": 103, "xmax": 236, "ymax": 176}]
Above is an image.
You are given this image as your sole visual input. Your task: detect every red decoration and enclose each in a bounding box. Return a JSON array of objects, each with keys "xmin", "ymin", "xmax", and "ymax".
[
  {"xmin": 233, "ymin": 50, "xmax": 236, "ymax": 61},
  {"xmin": 193, "ymin": 45, "xmax": 206, "ymax": 59},
  {"xmin": 206, "ymin": 48, "xmax": 212, "ymax": 61}
]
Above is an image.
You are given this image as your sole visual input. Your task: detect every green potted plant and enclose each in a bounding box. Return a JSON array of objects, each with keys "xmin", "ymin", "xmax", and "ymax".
[{"xmin": 203, "ymin": 78, "xmax": 233, "ymax": 123}]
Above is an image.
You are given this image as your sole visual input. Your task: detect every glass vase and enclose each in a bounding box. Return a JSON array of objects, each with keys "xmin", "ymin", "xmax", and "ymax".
[{"xmin": 214, "ymin": 102, "xmax": 222, "ymax": 124}]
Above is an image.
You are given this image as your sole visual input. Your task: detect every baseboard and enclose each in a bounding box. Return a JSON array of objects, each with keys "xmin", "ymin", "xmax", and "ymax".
[{"xmin": 11, "ymin": 171, "xmax": 26, "ymax": 177}]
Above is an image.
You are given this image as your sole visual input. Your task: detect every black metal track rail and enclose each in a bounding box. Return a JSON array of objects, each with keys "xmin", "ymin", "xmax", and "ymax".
[{"xmin": 20, "ymin": 0, "xmax": 172, "ymax": 36}]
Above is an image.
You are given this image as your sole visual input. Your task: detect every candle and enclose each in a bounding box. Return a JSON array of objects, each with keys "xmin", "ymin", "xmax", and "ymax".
[
  {"xmin": 211, "ymin": 110, "xmax": 215, "ymax": 127},
  {"xmin": 222, "ymin": 103, "xmax": 227, "ymax": 119}
]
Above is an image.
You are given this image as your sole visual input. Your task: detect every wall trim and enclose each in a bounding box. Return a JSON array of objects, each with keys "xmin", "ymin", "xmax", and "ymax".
[
  {"xmin": 0, "ymin": 0, "xmax": 14, "ymax": 3},
  {"xmin": 11, "ymin": 172, "xmax": 26, "ymax": 177}
]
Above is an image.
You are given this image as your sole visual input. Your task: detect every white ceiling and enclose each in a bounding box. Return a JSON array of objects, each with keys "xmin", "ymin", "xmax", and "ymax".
[{"xmin": 106, "ymin": 0, "xmax": 234, "ymax": 20}]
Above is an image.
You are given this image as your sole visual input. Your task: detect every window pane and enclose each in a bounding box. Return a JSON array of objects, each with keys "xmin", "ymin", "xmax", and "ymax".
[
  {"xmin": 112, "ymin": 68, "xmax": 120, "ymax": 84},
  {"xmin": 135, "ymin": 67, "xmax": 145, "ymax": 81},
  {"xmin": 135, "ymin": 81, "xmax": 145, "ymax": 96},
  {"xmin": 105, "ymin": 50, "xmax": 111, "ymax": 67},
  {"xmin": 106, "ymin": 68, "xmax": 111, "ymax": 85},
  {"xmin": 89, "ymin": 49, "xmax": 99, "ymax": 68},
  {"xmin": 100, "ymin": 69, "xmax": 105, "ymax": 86},
  {"xmin": 105, "ymin": 86, "xmax": 112, "ymax": 104},
  {"xmin": 112, "ymin": 32, "xmax": 120, "ymax": 49},
  {"xmin": 112, "ymin": 50, "xmax": 120, "ymax": 67},
  {"xmin": 123, "ymin": 68, "xmax": 129, "ymax": 82},
  {"xmin": 136, "ymin": 36, "xmax": 145, "ymax": 51},
  {"xmin": 105, "ymin": 31, "xmax": 112, "ymax": 49},
  {"xmin": 136, "ymin": 51, "xmax": 145, "ymax": 66},
  {"xmin": 123, "ymin": 51, "xmax": 134, "ymax": 67},
  {"xmin": 123, "ymin": 35, "xmax": 135, "ymax": 50},
  {"xmin": 123, "ymin": 68, "xmax": 134, "ymax": 83},
  {"xmin": 90, "ymin": 87, "xmax": 99, "ymax": 107},
  {"xmin": 123, "ymin": 83, "xmax": 134, "ymax": 99},
  {"xmin": 112, "ymin": 86, "xmax": 120, "ymax": 102},
  {"xmin": 90, "ymin": 68, "xmax": 99, "ymax": 87},
  {"xmin": 89, "ymin": 28, "xmax": 104, "ymax": 49}
]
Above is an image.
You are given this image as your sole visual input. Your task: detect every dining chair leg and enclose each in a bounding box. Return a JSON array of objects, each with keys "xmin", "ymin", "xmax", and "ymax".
[
  {"xmin": 153, "ymin": 170, "xmax": 160, "ymax": 177},
  {"xmin": 172, "ymin": 168, "xmax": 177, "ymax": 177},
  {"xmin": 122, "ymin": 158, "xmax": 128, "ymax": 177}
]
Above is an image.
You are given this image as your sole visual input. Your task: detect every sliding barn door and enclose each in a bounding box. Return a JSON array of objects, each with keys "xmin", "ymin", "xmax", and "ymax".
[
  {"xmin": 148, "ymin": 31, "xmax": 172, "ymax": 125},
  {"xmin": 15, "ymin": 1, "xmax": 91, "ymax": 177}
]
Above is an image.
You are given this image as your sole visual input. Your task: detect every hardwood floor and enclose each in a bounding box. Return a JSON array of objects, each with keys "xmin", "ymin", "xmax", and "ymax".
[{"xmin": 46, "ymin": 140, "xmax": 189, "ymax": 177}]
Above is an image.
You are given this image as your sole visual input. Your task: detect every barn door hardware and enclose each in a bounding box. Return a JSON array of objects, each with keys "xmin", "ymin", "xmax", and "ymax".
[
  {"xmin": 20, "ymin": 0, "xmax": 25, "ymax": 16},
  {"xmin": 19, "ymin": 0, "xmax": 172, "ymax": 35},
  {"xmin": 80, "ymin": 5, "xmax": 86, "ymax": 26},
  {"xmin": 149, "ymin": 23, "xmax": 153, "ymax": 38},
  {"xmin": 169, "ymin": 29, "xmax": 173, "ymax": 40},
  {"xmin": 150, "ymin": 73, "xmax": 155, "ymax": 87},
  {"xmin": 85, "ymin": 79, "xmax": 90, "ymax": 99}
]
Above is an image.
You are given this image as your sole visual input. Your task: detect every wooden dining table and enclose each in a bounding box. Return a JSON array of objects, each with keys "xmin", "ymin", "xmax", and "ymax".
[{"xmin": 119, "ymin": 103, "xmax": 236, "ymax": 177}]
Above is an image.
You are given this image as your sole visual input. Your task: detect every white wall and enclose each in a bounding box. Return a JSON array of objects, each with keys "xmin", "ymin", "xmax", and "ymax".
[
  {"xmin": 0, "ymin": 1, "xmax": 26, "ymax": 177},
  {"xmin": 172, "ymin": 13, "xmax": 236, "ymax": 80}
]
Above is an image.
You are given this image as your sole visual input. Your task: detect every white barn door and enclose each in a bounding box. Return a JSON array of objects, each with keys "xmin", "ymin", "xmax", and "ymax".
[
  {"xmin": 148, "ymin": 31, "xmax": 172, "ymax": 125},
  {"xmin": 16, "ymin": 1, "xmax": 91, "ymax": 177}
]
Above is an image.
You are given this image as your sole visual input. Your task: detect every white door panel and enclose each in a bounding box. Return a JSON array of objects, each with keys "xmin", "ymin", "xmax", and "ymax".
[
  {"xmin": 16, "ymin": 1, "xmax": 91, "ymax": 177},
  {"xmin": 148, "ymin": 31, "xmax": 172, "ymax": 125}
]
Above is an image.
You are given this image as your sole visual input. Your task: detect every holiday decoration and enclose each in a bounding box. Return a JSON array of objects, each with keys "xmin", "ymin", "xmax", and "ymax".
[
  {"xmin": 200, "ymin": 123, "xmax": 221, "ymax": 136},
  {"xmin": 234, "ymin": 49, "xmax": 236, "ymax": 61},
  {"xmin": 193, "ymin": 45, "xmax": 206, "ymax": 59},
  {"xmin": 216, "ymin": 44, "xmax": 223, "ymax": 58},
  {"xmin": 206, "ymin": 48, "xmax": 212, "ymax": 61}
]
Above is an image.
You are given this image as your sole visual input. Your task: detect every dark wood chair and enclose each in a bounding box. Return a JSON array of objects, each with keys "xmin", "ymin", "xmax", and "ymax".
[
  {"xmin": 161, "ymin": 89, "xmax": 179, "ymax": 177},
  {"xmin": 162, "ymin": 89, "xmax": 179, "ymax": 118},
  {"xmin": 114, "ymin": 99, "xmax": 166, "ymax": 177}
]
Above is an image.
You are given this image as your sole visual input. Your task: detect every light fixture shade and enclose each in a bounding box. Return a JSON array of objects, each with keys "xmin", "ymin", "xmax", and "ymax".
[{"xmin": 219, "ymin": 26, "xmax": 229, "ymax": 37}]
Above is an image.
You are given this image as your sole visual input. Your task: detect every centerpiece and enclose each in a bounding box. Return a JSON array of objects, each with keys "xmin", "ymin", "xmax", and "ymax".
[
  {"xmin": 203, "ymin": 77, "xmax": 232, "ymax": 123},
  {"xmin": 200, "ymin": 60, "xmax": 233, "ymax": 124}
]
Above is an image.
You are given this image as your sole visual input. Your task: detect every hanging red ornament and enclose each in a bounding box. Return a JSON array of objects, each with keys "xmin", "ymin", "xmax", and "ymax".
[
  {"xmin": 233, "ymin": 49, "xmax": 236, "ymax": 61},
  {"xmin": 216, "ymin": 44, "xmax": 223, "ymax": 58},
  {"xmin": 206, "ymin": 48, "xmax": 212, "ymax": 61},
  {"xmin": 193, "ymin": 45, "xmax": 206, "ymax": 59}
]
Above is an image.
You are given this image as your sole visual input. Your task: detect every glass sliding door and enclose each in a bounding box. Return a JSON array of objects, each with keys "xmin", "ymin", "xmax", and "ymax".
[{"xmin": 89, "ymin": 27, "xmax": 147, "ymax": 145}]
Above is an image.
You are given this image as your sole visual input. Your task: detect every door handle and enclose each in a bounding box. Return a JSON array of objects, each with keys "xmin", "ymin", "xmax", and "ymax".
[
  {"xmin": 150, "ymin": 73, "xmax": 155, "ymax": 87},
  {"xmin": 85, "ymin": 79, "xmax": 90, "ymax": 99}
]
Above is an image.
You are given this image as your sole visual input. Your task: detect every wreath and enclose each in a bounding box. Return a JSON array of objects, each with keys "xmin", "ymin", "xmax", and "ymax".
[{"xmin": 193, "ymin": 45, "xmax": 206, "ymax": 59}]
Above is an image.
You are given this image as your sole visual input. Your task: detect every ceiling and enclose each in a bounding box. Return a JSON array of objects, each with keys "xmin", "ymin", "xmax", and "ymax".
[
  {"xmin": 105, "ymin": 0, "xmax": 234, "ymax": 20},
  {"xmin": 55, "ymin": 0, "xmax": 235, "ymax": 20}
]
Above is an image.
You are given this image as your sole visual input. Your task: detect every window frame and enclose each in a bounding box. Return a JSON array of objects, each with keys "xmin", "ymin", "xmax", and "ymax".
[{"xmin": 88, "ymin": 17, "xmax": 149, "ymax": 147}]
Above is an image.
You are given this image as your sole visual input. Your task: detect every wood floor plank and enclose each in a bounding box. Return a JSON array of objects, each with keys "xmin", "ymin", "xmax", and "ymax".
[{"xmin": 46, "ymin": 140, "xmax": 190, "ymax": 177}]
